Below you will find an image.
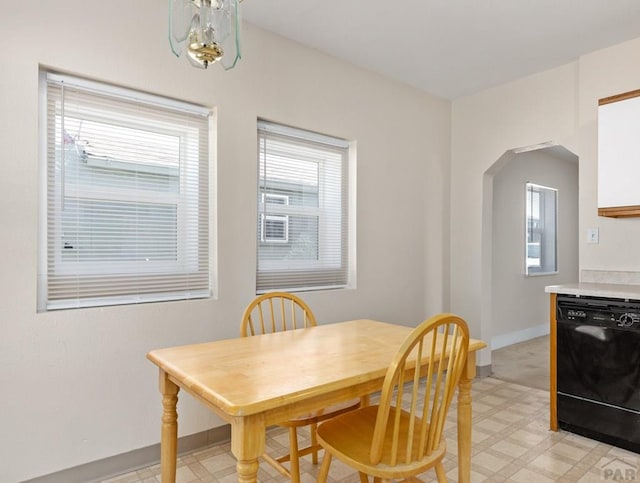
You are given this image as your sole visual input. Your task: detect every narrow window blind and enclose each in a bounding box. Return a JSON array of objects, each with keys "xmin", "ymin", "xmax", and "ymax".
[
  {"xmin": 256, "ymin": 120, "xmax": 349, "ymax": 292},
  {"xmin": 39, "ymin": 73, "xmax": 211, "ymax": 310},
  {"xmin": 525, "ymin": 182, "xmax": 557, "ymax": 276}
]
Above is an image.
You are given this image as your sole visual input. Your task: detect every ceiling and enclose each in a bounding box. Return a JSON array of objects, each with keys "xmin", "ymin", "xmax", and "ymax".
[{"xmin": 241, "ymin": 0, "xmax": 640, "ymax": 99}]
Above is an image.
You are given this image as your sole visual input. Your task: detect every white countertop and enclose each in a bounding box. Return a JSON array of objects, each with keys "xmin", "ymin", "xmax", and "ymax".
[{"xmin": 545, "ymin": 282, "xmax": 640, "ymax": 300}]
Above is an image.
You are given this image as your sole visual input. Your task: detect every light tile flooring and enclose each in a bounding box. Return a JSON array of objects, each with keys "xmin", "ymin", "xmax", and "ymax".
[
  {"xmin": 491, "ymin": 335, "xmax": 549, "ymax": 391},
  {"xmin": 101, "ymin": 375, "xmax": 640, "ymax": 483}
]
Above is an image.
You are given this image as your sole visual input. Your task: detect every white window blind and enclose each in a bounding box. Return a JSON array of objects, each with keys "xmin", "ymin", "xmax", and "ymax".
[
  {"xmin": 525, "ymin": 182, "xmax": 558, "ymax": 276},
  {"xmin": 256, "ymin": 120, "xmax": 350, "ymax": 292},
  {"xmin": 39, "ymin": 73, "xmax": 211, "ymax": 310}
]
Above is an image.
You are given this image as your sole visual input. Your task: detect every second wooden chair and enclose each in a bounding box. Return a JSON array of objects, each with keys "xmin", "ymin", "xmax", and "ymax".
[{"xmin": 315, "ymin": 313, "xmax": 470, "ymax": 483}]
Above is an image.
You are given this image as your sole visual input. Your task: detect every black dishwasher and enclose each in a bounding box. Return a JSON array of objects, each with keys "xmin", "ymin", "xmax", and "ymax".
[{"xmin": 557, "ymin": 294, "xmax": 640, "ymax": 453}]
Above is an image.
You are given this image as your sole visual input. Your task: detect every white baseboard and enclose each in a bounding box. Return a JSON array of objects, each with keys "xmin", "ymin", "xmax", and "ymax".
[{"xmin": 491, "ymin": 323, "xmax": 549, "ymax": 350}]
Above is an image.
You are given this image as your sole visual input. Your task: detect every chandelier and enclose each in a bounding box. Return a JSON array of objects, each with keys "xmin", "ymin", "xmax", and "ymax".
[{"xmin": 169, "ymin": 0, "xmax": 242, "ymax": 70}]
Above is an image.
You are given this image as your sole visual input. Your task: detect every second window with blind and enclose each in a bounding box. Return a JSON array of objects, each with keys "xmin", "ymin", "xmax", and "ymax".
[{"xmin": 256, "ymin": 120, "xmax": 351, "ymax": 293}]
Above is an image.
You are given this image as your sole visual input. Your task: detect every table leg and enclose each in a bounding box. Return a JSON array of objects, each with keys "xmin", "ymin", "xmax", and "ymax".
[
  {"xmin": 159, "ymin": 370, "xmax": 179, "ymax": 483},
  {"xmin": 457, "ymin": 352, "xmax": 476, "ymax": 483},
  {"xmin": 231, "ymin": 414, "xmax": 265, "ymax": 483}
]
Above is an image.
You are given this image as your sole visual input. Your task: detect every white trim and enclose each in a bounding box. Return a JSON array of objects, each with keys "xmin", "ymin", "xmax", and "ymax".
[
  {"xmin": 46, "ymin": 72, "xmax": 211, "ymax": 117},
  {"xmin": 525, "ymin": 181, "xmax": 558, "ymax": 276},
  {"xmin": 257, "ymin": 284, "xmax": 348, "ymax": 295},
  {"xmin": 47, "ymin": 289, "xmax": 211, "ymax": 311},
  {"xmin": 258, "ymin": 119, "xmax": 350, "ymax": 149},
  {"xmin": 491, "ymin": 323, "xmax": 549, "ymax": 350},
  {"xmin": 37, "ymin": 71, "xmax": 49, "ymax": 312}
]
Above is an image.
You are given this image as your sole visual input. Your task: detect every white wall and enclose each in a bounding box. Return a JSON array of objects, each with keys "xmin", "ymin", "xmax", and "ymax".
[
  {"xmin": 491, "ymin": 149, "xmax": 579, "ymax": 347},
  {"xmin": 0, "ymin": 2, "xmax": 451, "ymax": 481},
  {"xmin": 451, "ymin": 36, "xmax": 640, "ymax": 366},
  {"xmin": 578, "ymin": 38, "xmax": 640, "ymax": 271}
]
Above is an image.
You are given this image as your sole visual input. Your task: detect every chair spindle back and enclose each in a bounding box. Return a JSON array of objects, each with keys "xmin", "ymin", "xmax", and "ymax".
[
  {"xmin": 241, "ymin": 292, "xmax": 317, "ymax": 336},
  {"xmin": 370, "ymin": 313, "xmax": 470, "ymax": 466}
]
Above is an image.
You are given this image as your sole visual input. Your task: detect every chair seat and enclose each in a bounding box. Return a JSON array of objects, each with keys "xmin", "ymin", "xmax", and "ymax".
[
  {"xmin": 317, "ymin": 405, "xmax": 446, "ymax": 479},
  {"xmin": 282, "ymin": 398, "xmax": 362, "ymax": 426}
]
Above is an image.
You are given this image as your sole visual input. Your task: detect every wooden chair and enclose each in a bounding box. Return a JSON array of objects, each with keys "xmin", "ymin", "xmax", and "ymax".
[
  {"xmin": 240, "ymin": 292, "xmax": 361, "ymax": 482},
  {"xmin": 316, "ymin": 313, "xmax": 470, "ymax": 483}
]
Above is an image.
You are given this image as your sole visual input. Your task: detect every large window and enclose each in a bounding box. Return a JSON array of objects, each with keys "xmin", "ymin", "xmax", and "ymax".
[
  {"xmin": 256, "ymin": 120, "xmax": 350, "ymax": 292},
  {"xmin": 39, "ymin": 72, "xmax": 211, "ymax": 310},
  {"xmin": 525, "ymin": 182, "xmax": 557, "ymax": 276}
]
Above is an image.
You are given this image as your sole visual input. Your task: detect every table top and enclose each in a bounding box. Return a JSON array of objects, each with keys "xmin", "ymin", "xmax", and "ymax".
[{"xmin": 147, "ymin": 319, "xmax": 486, "ymax": 418}]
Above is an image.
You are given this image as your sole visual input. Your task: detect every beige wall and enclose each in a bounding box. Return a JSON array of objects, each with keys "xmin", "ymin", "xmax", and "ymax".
[
  {"xmin": 4, "ymin": 0, "xmax": 640, "ymax": 479},
  {"xmin": 491, "ymin": 149, "xmax": 579, "ymax": 346},
  {"xmin": 451, "ymin": 36, "xmax": 640, "ymax": 366},
  {"xmin": 451, "ymin": 63, "xmax": 579, "ymax": 365},
  {"xmin": 0, "ymin": 1, "xmax": 450, "ymax": 481},
  {"xmin": 578, "ymin": 38, "xmax": 640, "ymax": 271}
]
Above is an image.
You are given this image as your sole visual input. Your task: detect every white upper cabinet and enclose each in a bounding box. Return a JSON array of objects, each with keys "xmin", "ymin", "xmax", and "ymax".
[{"xmin": 598, "ymin": 90, "xmax": 640, "ymax": 217}]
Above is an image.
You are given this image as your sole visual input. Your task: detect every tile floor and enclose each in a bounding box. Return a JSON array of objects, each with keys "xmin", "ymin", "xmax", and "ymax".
[
  {"xmin": 491, "ymin": 335, "xmax": 549, "ymax": 391},
  {"xmin": 101, "ymin": 375, "xmax": 640, "ymax": 482}
]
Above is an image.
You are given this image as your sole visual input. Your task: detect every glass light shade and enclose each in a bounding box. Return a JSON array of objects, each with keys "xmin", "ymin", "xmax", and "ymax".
[{"xmin": 169, "ymin": 0, "xmax": 241, "ymax": 70}]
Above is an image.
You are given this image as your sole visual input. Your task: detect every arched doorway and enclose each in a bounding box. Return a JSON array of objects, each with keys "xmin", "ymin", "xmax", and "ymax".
[{"xmin": 481, "ymin": 144, "xmax": 579, "ymax": 388}]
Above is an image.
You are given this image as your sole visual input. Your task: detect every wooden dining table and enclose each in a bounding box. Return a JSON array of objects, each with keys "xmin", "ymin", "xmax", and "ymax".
[{"xmin": 147, "ymin": 319, "xmax": 487, "ymax": 483}]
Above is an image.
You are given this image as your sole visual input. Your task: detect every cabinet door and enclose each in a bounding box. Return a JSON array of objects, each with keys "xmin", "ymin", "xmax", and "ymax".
[{"xmin": 598, "ymin": 91, "xmax": 640, "ymax": 217}]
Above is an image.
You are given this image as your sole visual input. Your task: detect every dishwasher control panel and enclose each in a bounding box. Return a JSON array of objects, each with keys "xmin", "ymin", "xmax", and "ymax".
[
  {"xmin": 557, "ymin": 295, "xmax": 640, "ymax": 329},
  {"xmin": 566, "ymin": 309, "xmax": 587, "ymax": 320}
]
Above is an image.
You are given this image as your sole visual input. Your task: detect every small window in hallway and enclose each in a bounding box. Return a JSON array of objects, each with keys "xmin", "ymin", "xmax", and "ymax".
[{"xmin": 525, "ymin": 182, "xmax": 558, "ymax": 275}]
